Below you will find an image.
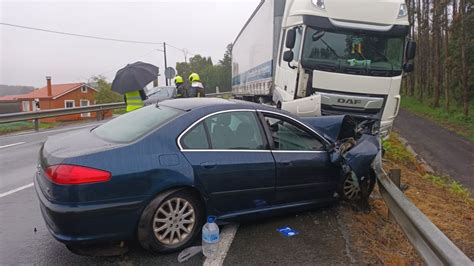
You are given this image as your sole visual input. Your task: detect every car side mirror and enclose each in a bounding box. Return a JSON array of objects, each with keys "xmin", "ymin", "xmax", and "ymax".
[
  {"xmin": 403, "ymin": 62, "xmax": 414, "ymax": 73},
  {"xmin": 286, "ymin": 28, "xmax": 296, "ymax": 49},
  {"xmin": 283, "ymin": 50, "xmax": 294, "ymax": 62},
  {"xmin": 405, "ymin": 41, "xmax": 416, "ymax": 60}
]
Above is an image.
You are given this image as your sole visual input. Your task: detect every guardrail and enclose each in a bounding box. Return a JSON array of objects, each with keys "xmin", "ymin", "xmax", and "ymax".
[
  {"xmin": 0, "ymin": 102, "xmax": 126, "ymax": 131},
  {"xmin": 206, "ymin": 92, "xmax": 234, "ymax": 99},
  {"xmin": 374, "ymin": 153, "xmax": 472, "ymax": 265}
]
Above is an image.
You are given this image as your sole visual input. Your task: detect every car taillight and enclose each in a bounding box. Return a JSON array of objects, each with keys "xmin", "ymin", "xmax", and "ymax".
[{"xmin": 45, "ymin": 165, "xmax": 111, "ymax": 185}]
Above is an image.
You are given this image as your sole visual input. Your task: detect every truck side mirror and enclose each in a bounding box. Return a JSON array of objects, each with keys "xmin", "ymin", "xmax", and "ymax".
[
  {"xmin": 405, "ymin": 41, "xmax": 416, "ymax": 60},
  {"xmin": 403, "ymin": 62, "xmax": 414, "ymax": 73},
  {"xmin": 286, "ymin": 29, "xmax": 296, "ymax": 49},
  {"xmin": 283, "ymin": 50, "xmax": 294, "ymax": 62}
]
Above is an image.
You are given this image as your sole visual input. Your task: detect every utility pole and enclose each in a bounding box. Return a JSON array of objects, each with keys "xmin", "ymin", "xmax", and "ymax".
[{"xmin": 163, "ymin": 42, "xmax": 168, "ymax": 86}]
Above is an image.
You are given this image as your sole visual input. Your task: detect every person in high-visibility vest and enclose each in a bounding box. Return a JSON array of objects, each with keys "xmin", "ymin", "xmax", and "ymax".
[
  {"xmin": 175, "ymin": 75, "xmax": 187, "ymax": 98},
  {"xmin": 124, "ymin": 89, "xmax": 146, "ymax": 112},
  {"xmin": 188, "ymin": 73, "xmax": 205, "ymax": 97}
]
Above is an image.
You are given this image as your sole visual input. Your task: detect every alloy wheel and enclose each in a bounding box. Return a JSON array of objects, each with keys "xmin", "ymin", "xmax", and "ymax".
[
  {"xmin": 343, "ymin": 173, "xmax": 361, "ymax": 200},
  {"xmin": 153, "ymin": 197, "xmax": 195, "ymax": 245}
]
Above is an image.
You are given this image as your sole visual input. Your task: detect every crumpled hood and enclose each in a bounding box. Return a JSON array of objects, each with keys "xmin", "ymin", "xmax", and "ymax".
[{"xmin": 301, "ymin": 115, "xmax": 357, "ymax": 143}]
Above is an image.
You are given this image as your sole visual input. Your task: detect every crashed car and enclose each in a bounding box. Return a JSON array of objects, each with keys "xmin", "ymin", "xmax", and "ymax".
[{"xmin": 35, "ymin": 98, "xmax": 380, "ymax": 254}]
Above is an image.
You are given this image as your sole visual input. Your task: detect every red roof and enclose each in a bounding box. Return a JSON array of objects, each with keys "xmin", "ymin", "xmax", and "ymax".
[
  {"xmin": 0, "ymin": 94, "xmax": 21, "ymax": 101},
  {"xmin": 19, "ymin": 83, "xmax": 85, "ymax": 99}
]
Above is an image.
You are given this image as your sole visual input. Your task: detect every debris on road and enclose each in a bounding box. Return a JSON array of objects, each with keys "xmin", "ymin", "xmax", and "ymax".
[
  {"xmin": 177, "ymin": 246, "xmax": 202, "ymax": 263},
  {"xmin": 277, "ymin": 226, "xmax": 299, "ymax": 237}
]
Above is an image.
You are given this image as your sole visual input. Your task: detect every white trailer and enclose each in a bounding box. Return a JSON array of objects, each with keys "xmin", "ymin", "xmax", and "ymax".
[{"xmin": 232, "ymin": 0, "xmax": 416, "ymax": 135}]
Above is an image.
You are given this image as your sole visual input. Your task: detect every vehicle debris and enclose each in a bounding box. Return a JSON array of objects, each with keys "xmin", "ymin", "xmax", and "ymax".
[{"xmin": 277, "ymin": 226, "xmax": 299, "ymax": 237}]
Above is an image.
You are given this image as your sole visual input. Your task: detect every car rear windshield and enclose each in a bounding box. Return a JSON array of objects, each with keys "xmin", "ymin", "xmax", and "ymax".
[{"xmin": 93, "ymin": 105, "xmax": 184, "ymax": 143}]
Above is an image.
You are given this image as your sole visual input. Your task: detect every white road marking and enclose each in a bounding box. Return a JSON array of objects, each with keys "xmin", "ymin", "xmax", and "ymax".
[
  {"xmin": 0, "ymin": 182, "xmax": 34, "ymax": 198},
  {"xmin": 0, "ymin": 142, "xmax": 26, "ymax": 149},
  {"xmin": 204, "ymin": 223, "xmax": 239, "ymax": 266}
]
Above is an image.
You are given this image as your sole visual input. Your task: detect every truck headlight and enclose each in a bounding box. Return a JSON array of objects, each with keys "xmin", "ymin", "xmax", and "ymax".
[
  {"xmin": 312, "ymin": 0, "xmax": 326, "ymax": 10},
  {"xmin": 398, "ymin": 3, "xmax": 408, "ymax": 18}
]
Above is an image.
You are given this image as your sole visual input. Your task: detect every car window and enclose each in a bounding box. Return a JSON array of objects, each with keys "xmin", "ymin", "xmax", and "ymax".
[
  {"xmin": 264, "ymin": 115, "xmax": 323, "ymax": 151},
  {"xmin": 181, "ymin": 122, "xmax": 209, "ymax": 149},
  {"xmin": 204, "ymin": 111, "xmax": 265, "ymax": 150},
  {"xmin": 93, "ymin": 105, "xmax": 183, "ymax": 143}
]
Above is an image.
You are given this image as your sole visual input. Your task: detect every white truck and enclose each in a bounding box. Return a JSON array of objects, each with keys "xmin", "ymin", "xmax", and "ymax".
[{"xmin": 232, "ymin": 0, "xmax": 416, "ymax": 135}]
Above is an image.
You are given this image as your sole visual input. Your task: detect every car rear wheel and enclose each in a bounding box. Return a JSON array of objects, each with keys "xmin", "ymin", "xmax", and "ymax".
[
  {"xmin": 137, "ymin": 189, "xmax": 204, "ymax": 253},
  {"xmin": 338, "ymin": 170, "xmax": 376, "ymax": 201}
]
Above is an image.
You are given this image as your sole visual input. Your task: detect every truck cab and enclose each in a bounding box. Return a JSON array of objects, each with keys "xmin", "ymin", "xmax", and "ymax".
[{"xmin": 273, "ymin": 0, "xmax": 415, "ymax": 135}]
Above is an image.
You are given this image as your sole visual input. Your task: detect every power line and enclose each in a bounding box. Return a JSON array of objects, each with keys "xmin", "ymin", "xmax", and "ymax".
[{"xmin": 0, "ymin": 22, "xmax": 164, "ymax": 45}]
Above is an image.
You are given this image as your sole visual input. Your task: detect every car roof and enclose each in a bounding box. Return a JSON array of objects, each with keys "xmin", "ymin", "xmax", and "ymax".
[{"xmin": 159, "ymin": 98, "xmax": 277, "ymax": 112}]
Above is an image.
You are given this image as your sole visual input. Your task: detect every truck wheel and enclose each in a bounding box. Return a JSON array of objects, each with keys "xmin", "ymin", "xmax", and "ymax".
[
  {"xmin": 276, "ymin": 102, "xmax": 282, "ymax": 109},
  {"xmin": 338, "ymin": 170, "xmax": 376, "ymax": 201},
  {"xmin": 137, "ymin": 190, "xmax": 204, "ymax": 254}
]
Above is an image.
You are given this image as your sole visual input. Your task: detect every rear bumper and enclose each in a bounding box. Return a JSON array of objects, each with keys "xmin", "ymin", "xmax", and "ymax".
[{"xmin": 34, "ymin": 174, "xmax": 146, "ymax": 245}]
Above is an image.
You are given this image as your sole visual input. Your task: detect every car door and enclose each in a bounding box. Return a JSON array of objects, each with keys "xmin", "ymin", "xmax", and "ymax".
[
  {"xmin": 259, "ymin": 111, "xmax": 339, "ymax": 204},
  {"xmin": 179, "ymin": 110, "xmax": 275, "ymax": 213}
]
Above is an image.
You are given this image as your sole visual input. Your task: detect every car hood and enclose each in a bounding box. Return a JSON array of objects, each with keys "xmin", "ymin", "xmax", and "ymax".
[{"xmin": 301, "ymin": 115, "xmax": 357, "ymax": 143}]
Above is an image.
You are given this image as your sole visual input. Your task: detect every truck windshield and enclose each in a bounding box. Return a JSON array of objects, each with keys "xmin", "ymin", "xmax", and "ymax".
[{"xmin": 301, "ymin": 27, "xmax": 405, "ymax": 77}]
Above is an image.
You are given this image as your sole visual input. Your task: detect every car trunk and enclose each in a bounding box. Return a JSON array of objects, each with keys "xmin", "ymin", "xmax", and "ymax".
[{"xmin": 37, "ymin": 128, "xmax": 123, "ymax": 203}]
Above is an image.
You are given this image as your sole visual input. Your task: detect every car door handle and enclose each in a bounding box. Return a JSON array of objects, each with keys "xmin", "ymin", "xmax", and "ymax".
[
  {"xmin": 281, "ymin": 162, "xmax": 292, "ymax": 167},
  {"xmin": 201, "ymin": 162, "xmax": 217, "ymax": 169}
]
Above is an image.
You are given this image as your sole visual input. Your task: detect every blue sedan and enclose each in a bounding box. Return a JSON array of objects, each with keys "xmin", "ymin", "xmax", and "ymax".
[{"xmin": 35, "ymin": 98, "xmax": 378, "ymax": 253}]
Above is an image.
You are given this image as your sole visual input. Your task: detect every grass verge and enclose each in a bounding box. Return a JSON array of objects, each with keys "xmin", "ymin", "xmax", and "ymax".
[
  {"xmin": 400, "ymin": 96, "xmax": 474, "ymax": 142},
  {"xmin": 0, "ymin": 121, "xmax": 57, "ymax": 135},
  {"xmin": 342, "ymin": 133, "xmax": 473, "ymax": 264}
]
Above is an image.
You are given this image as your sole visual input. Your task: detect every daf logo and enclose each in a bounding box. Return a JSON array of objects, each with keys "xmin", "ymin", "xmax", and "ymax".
[{"xmin": 337, "ymin": 98, "xmax": 362, "ymax": 105}]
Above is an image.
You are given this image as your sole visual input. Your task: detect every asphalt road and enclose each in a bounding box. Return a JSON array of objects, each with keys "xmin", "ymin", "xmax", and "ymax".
[
  {"xmin": 224, "ymin": 206, "xmax": 355, "ymax": 265},
  {"xmin": 394, "ymin": 109, "xmax": 474, "ymax": 192},
  {"xmin": 0, "ymin": 121, "xmax": 353, "ymax": 265}
]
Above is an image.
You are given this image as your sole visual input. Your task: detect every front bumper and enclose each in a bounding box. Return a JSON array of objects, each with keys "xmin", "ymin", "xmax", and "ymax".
[{"xmin": 34, "ymin": 174, "xmax": 146, "ymax": 245}]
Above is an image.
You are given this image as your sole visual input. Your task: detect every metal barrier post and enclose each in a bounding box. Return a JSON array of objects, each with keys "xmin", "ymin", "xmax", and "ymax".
[
  {"xmin": 388, "ymin": 169, "xmax": 401, "ymax": 220},
  {"xmin": 389, "ymin": 169, "xmax": 401, "ymax": 188},
  {"xmin": 34, "ymin": 118, "xmax": 39, "ymax": 131}
]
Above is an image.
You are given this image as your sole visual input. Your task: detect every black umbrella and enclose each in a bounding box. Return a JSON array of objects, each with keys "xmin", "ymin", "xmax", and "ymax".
[{"xmin": 111, "ymin": 61, "xmax": 159, "ymax": 94}]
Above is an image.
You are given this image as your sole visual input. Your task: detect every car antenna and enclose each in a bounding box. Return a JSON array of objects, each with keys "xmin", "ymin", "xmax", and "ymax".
[{"xmin": 155, "ymin": 98, "xmax": 160, "ymax": 109}]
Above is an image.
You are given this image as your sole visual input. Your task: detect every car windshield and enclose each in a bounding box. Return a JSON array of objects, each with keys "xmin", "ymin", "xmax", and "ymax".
[
  {"xmin": 301, "ymin": 27, "xmax": 405, "ymax": 76},
  {"xmin": 93, "ymin": 105, "xmax": 184, "ymax": 143}
]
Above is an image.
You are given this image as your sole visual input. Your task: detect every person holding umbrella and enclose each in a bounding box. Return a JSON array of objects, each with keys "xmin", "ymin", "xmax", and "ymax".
[
  {"xmin": 124, "ymin": 90, "xmax": 147, "ymax": 112},
  {"xmin": 112, "ymin": 61, "xmax": 159, "ymax": 112}
]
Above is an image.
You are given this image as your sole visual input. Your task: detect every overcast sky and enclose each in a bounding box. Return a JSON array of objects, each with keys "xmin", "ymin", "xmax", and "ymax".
[{"xmin": 0, "ymin": 0, "xmax": 259, "ymax": 88}]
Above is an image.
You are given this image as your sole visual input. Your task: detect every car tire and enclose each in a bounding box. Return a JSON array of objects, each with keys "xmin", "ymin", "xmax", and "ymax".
[
  {"xmin": 137, "ymin": 189, "xmax": 204, "ymax": 254},
  {"xmin": 338, "ymin": 170, "xmax": 376, "ymax": 201}
]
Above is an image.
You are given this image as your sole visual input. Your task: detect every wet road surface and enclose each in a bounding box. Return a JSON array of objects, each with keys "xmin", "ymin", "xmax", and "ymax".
[
  {"xmin": 394, "ymin": 109, "xmax": 474, "ymax": 192},
  {"xmin": 224, "ymin": 206, "xmax": 355, "ymax": 265}
]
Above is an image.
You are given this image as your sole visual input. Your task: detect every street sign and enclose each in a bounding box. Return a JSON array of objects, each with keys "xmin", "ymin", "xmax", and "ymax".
[{"xmin": 165, "ymin": 67, "xmax": 176, "ymax": 79}]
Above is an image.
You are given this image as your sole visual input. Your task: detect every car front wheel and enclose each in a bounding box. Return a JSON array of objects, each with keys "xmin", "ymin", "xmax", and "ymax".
[
  {"xmin": 137, "ymin": 189, "xmax": 204, "ymax": 253},
  {"xmin": 338, "ymin": 170, "xmax": 376, "ymax": 201}
]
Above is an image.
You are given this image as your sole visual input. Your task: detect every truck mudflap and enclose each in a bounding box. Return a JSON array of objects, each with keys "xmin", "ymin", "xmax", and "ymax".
[{"xmin": 281, "ymin": 94, "xmax": 321, "ymax": 117}]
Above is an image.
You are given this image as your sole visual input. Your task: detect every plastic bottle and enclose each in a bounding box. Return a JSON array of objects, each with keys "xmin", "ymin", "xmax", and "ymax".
[{"xmin": 202, "ymin": 216, "xmax": 219, "ymax": 259}]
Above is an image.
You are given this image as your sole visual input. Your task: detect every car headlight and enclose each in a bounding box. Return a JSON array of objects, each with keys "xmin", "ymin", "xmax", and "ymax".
[
  {"xmin": 312, "ymin": 0, "xmax": 326, "ymax": 10},
  {"xmin": 398, "ymin": 3, "xmax": 408, "ymax": 18}
]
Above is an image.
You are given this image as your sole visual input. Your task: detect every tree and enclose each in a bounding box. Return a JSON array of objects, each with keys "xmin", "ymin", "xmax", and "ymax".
[
  {"xmin": 175, "ymin": 43, "xmax": 233, "ymax": 93},
  {"xmin": 91, "ymin": 75, "xmax": 123, "ymax": 104}
]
